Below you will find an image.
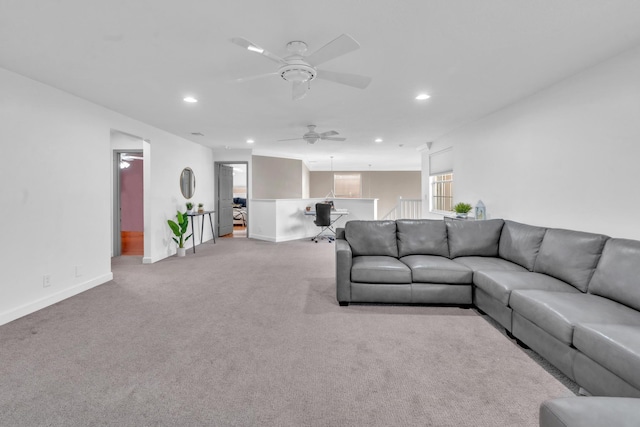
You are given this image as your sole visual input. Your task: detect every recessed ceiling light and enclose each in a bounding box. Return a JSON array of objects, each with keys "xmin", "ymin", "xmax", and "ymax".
[
  {"xmin": 246, "ymin": 139, "xmax": 255, "ymax": 144},
  {"xmin": 415, "ymin": 93, "xmax": 430, "ymax": 100},
  {"xmin": 374, "ymin": 138, "xmax": 383, "ymax": 143},
  {"xmin": 183, "ymin": 96, "xmax": 198, "ymax": 103}
]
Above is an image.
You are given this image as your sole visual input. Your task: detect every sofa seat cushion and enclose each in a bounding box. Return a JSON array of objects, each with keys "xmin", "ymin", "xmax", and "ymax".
[
  {"xmin": 351, "ymin": 256, "xmax": 411, "ymax": 284},
  {"xmin": 452, "ymin": 256, "xmax": 527, "ymax": 273},
  {"xmin": 573, "ymin": 323, "xmax": 640, "ymax": 390},
  {"xmin": 539, "ymin": 397, "xmax": 640, "ymax": 427},
  {"xmin": 474, "ymin": 271, "xmax": 579, "ymax": 305},
  {"xmin": 509, "ymin": 290, "xmax": 640, "ymax": 345},
  {"xmin": 400, "ymin": 255, "xmax": 472, "ymax": 284},
  {"xmin": 533, "ymin": 228, "xmax": 608, "ymax": 292}
]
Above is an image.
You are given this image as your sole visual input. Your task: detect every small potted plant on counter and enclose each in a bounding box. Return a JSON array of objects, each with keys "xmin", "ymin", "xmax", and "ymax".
[
  {"xmin": 167, "ymin": 211, "xmax": 192, "ymax": 257},
  {"xmin": 198, "ymin": 203, "xmax": 204, "ymax": 213},
  {"xmin": 453, "ymin": 202, "xmax": 473, "ymax": 219},
  {"xmin": 186, "ymin": 202, "xmax": 194, "ymax": 214}
]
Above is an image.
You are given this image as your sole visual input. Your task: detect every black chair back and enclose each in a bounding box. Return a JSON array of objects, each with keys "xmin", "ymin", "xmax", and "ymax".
[{"xmin": 314, "ymin": 203, "xmax": 332, "ymax": 226}]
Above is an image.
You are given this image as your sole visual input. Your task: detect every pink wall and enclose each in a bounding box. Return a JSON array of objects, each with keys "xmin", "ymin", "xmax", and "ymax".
[{"xmin": 120, "ymin": 158, "xmax": 143, "ymax": 231}]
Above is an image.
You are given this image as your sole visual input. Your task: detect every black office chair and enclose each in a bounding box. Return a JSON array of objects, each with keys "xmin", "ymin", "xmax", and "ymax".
[{"xmin": 312, "ymin": 203, "xmax": 334, "ymax": 243}]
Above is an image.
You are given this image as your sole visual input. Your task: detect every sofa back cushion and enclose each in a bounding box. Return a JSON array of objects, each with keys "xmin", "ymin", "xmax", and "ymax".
[
  {"xmin": 345, "ymin": 220, "xmax": 398, "ymax": 257},
  {"xmin": 396, "ymin": 219, "xmax": 449, "ymax": 257},
  {"xmin": 445, "ymin": 219, "xmax": 504, "ymax": 258},
  {"xmin": 498, "ymin": 220, "xmax": 547, "ymax": 271},
  {"xmin": 588, "ymin": 239, "xmax": 640, "ymax": 311},
  {"xmin": 534, "ymin": 228, "xmax": 608, "ymax": 292}
]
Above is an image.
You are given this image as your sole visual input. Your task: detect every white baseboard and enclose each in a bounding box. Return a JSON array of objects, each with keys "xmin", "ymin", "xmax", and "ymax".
[
  {"xmin": 252, "ymin": 233, "xmax": 316, "ymax": 243},
  {"xmin": 0, "ymin": 272, "xmax": 113, "ymax": 326},
  {"xmin": 250, "ymin": 233, "xmax": 277, "ymax": 242}
]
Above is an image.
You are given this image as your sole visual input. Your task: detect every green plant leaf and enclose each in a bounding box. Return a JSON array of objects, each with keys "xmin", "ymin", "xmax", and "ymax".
[
  {"xmin": 453, "ymin": 202, "xmax": 473, "ymax": 213},
  {"xmin": 167, "ymin": 220, "xmax": 180, "ymax": 236}
]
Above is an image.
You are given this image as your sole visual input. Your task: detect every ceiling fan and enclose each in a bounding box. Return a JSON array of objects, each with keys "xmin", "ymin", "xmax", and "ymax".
[
  {"xmin": 278, "ymin": 125, "xmax": 346, "ymax": 144},
  {"xmin": 230, "ymin": 33, "xmax": 372, "ymax": 100}
]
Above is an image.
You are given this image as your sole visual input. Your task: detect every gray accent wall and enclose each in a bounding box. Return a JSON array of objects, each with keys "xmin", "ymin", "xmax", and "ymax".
[{"xmin": 252, "ymin": 155, "xmax": 308, "ymax": 199}]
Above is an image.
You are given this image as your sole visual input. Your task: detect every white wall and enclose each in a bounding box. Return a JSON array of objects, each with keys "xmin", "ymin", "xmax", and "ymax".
[
  {"xmin": 301, "ymin": 162, "xmax": 310, "ymax": 199},
  {"xmin": 0, "ymin": 67, "xmax": 216, "ymax": 325},
  {"xmin": 424, "ymin": 45, "xmax": 640, "ymax": 239}
]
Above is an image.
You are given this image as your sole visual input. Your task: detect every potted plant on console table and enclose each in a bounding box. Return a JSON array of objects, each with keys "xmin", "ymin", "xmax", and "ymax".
[
  {"xmin": 167, "ymin": 211, "xmax": 192, "ymax": 257},
  {"xmin": 453, "ymin": 202, "xmax": 473, "ymax": 219}
]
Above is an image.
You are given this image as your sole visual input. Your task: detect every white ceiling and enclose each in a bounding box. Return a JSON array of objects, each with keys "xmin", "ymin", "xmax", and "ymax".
[{"xmin": 2, "ymin": 0, "xmax": 640, "ymax": 171}]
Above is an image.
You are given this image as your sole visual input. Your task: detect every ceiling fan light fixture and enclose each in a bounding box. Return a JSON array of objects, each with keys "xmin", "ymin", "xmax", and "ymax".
[
  {"xmin": 374, "ymin": 138, "xmax": 383, "ymax": 143},
  {"xmin": 280, "ymin": 65, "xmax": 316, "ymax": 83},
  {"xmin": 415, "ymin": 93, "xmax": 431, "ymax": 101},
  {"xmin": 183, "ymin": 96, "xmax": 198, "ymax": 103},
  {"xmin": 246, "ymin": 139, "xmax": 255, "ymax": 144}
]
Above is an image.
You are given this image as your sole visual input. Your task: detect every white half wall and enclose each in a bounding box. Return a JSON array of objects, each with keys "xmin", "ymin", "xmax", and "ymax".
[
  {"xmin": 250, "ymin": 198, "xmax": 377, "ymax": 242},
  {"xmin": 0, "ymin": 66, "xmax": 215, "ymax": 325},
  {"xmin": 425, "ymin": 45, "xmax": 640, "ymax": 239}
]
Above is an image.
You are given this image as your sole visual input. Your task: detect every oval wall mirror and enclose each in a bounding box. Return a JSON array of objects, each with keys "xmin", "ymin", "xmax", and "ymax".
[{"xmin": 180, "ymin": 167, "xmax": 196, "ymax": 199}]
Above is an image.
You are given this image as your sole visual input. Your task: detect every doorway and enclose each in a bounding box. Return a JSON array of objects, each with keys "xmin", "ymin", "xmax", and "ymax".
[
  {"xmin": 215, "ymin": 161, "xmax": 249, "ymax": 238},
  {"xmin": 113, "ymin": 150, "xmax": 144, "ymax": 255}
]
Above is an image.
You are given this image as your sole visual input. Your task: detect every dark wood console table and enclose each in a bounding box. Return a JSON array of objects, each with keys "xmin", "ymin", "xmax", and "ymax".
[{"xmin": 186, "ymin": 210, "xmax": 216, "ymax": 253}]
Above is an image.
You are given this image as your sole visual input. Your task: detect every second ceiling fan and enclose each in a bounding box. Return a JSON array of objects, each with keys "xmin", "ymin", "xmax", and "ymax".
[
  {"xmin": 278, "ymin": 125, "xmax": 346, "ymax": 144},
  {"xmin": 230, "ymin": 33, "xmax": 372, "ymax": 100}
]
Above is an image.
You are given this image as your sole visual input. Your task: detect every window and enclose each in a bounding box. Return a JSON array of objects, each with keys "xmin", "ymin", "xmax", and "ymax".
[
  {"xmin": 334, "ymin": 173, "xmax": 362, "ymax": 198},
  {"xmin": 429, "ymin": 147, "xmax": 454, "ymax": 213},
  {"xmin": 430, "ymin": 173, "xmax": 453, "ymax": 212}
]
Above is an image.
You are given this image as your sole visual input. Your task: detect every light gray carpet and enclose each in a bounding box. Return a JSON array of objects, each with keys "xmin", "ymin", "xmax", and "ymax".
[{"xmin": 0, "ymin": 238, "xmax": 574, "ymax": 426}]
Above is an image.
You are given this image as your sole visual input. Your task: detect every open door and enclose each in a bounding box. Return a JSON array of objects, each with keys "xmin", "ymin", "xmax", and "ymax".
[
  {"xmin": 113, "ymin": 149, "xmax": 143, "ymax": 256},
  {"xmin": 217, "ymin": 164, "xmax": 234, "ymax": 236},
  {"xmin": 119, "ymin": 153, "xmax": 144, "ymax": 255}
]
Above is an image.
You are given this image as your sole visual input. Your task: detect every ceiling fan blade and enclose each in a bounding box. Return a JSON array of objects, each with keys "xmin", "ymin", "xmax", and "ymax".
[
  {"xmin": 321, "ymin": 137, "xmax": 347, "ymax": 141},
  {"xmin": 305, "ymin": 34, "xmax": 360, "ymax": 66},
  {"xmin": 316, "ymin": 69, "xmax": 372, "ymax": 89},
  {"xmin": 232, "ymin": 71, "xmax": 279, "ymax": 83},
  {"xmin": 292, "ymin": 81, "xmax": 309, "ymax": 100},
  {"xmin": 319, "ymin": 130, "xmax": 339, "ymax": 138},
  {"xmin": 276, "ymin": 137, "xmax": 304, "ymax": 142},
  {"xmin": 230, "ymin": 37, "xmax": 287, "ymax": 65}
]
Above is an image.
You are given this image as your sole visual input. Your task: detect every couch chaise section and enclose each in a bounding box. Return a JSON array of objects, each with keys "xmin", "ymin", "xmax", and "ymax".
[
  {"xmin": 474, "ymin": 226, "xmax": 608, "ymax": 333},
  {"xmin": 509, "ymin": 237, "xmax": 640, "ymax": 396},
  {"xmin": 539, "ymin": 396, "xmax": 640, "ymax": 427}
]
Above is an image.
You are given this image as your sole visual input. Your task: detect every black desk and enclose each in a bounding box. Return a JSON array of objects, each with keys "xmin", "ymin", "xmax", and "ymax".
[{"xmin": 186, "ymin": 210, "xmax": 216, "ymax": 253}]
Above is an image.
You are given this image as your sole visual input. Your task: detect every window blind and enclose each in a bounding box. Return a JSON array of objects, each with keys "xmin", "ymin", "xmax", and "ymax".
[{"xmin": 429, "ymin": 147, "xmax": 453, "ymax": 175}]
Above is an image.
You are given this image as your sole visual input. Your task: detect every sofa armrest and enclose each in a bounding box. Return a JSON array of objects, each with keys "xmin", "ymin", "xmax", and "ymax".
[{"xmin": 336, "ymin": 238, "xmax": 353, "ymax": 305}]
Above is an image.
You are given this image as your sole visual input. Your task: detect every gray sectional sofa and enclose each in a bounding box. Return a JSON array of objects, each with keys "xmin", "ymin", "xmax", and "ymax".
[{"xmin": 335, "ymin": 218, "xmax": 640, "ymax": 400}]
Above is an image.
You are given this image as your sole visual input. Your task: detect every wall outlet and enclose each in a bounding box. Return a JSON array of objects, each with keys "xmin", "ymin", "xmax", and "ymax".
[
  {"xmin": 75, "ymin": 265, "xmax": 83, "ymax": 277},
  {"xmin": 43, "ymin": 275, "xmax": 51, "ymax": 288}
]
